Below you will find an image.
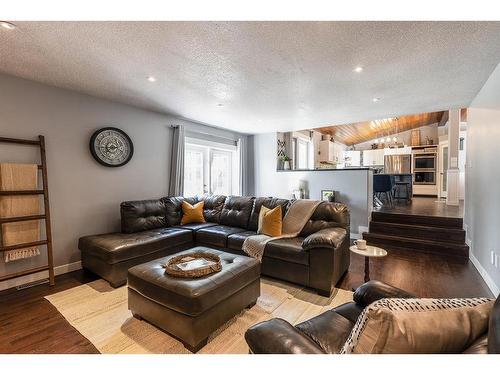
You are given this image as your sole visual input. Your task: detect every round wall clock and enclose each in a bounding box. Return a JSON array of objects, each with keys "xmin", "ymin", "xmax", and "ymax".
[{"xmin": 89, "ymin": 127, "xmax": 134, "ymax": 167}]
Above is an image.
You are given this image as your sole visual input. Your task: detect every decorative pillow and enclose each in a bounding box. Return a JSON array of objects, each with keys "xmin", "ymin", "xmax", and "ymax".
[
  {"xmin": 257, "ymin": 205, "xmax": 282, "ymax": 237},
  {"xmin": 341, "ymin": 297, "xmax": 494, "ymax": 354},
  {"xmin": 180, "ymin": 201, "xmax": 206, "ymax": 225}
]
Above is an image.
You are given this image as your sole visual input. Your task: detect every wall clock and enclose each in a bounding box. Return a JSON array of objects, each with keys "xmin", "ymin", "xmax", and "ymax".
[{"xmin": 89, "ymin": 127, "xmax": 134, "ymax": 167}]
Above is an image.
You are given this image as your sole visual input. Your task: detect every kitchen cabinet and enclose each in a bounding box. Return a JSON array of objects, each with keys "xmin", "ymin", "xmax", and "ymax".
[
  {"xmin": 343, "ymin": 150, "xmax": 361, "ymax": 167},
  {"xmin": 384, "ymin": 146, "xmax": 412, "ymax": 155},
  {"xmin": 362, "ymin": 149, "xmax": 385, "ymax": 166},
  {"xmin": 319, "ymin": 140, "xmax": 343, "ymax": 163}
]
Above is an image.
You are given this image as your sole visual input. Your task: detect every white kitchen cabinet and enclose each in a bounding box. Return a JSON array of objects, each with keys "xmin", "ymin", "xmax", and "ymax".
[
  {"xmin": 362, "ymin": 149, "xmax": 385, "ymax": 166},
  {"xmin": 343, "ymin": 151, "xmax": 361, "ymax": 167},
  {"xmin": 319, "ymin": 140, "xmax": 342, "ymax": 163},
  {"xmin": 384, "ymin": 146, "xmax": 412, "ymax": 155}
]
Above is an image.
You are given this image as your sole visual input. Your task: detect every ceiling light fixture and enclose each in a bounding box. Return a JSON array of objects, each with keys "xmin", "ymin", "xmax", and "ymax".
[
  {"xmin": 353, "ymin": 66, "xmax": 363, "ymax": 73},
  {"xmin": 147, "ymin": 76, "xmax": 156, "ymax": 82},
  {"xmin": 0, "ymin": 21, "xmax": 16, "ymax": 30},
  {"xmin": 217, "ymin": 103, "xmax": 224, "ymax": 107},
  {"xmin": 372, "ymin": 97, "xmax": 380, "ymax": 103}
]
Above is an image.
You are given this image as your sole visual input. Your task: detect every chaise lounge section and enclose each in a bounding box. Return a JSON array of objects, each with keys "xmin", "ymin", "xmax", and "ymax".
[{"xmin": 78, "ymin": 194, "xmax": 351, "ymax": 296}]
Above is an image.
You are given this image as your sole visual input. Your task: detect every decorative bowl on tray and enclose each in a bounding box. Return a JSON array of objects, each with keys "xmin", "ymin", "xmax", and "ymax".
[{"xmin": 162, "ymin": 251, "xmax": 222, "ymax": 278}]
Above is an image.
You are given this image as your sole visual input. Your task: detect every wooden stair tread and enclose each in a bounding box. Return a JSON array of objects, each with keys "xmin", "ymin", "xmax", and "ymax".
[
  {"xmin": 363, "ymin": 232, "xmax": 468, "ymax": 248},
  {"xmin": 369, "ymin": 221, "xmax": 465, "ymax": 233},
  {"xmin": 371, "ymin": 211, "xmax": 463, "ymax": 229}
]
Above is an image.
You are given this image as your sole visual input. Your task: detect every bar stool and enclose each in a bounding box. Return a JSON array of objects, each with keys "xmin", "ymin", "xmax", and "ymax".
[
  {"xmin": 394, "ymin": 181, "xmax": 411, "ymax": 203},
  {"xmin": 373, "ymin": 175, "xmax": 394, "ymax": 207}
]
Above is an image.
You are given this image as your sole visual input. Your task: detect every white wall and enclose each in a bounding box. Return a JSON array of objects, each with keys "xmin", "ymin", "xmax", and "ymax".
[
  {"xmin": 250, "ymin": 133, "xmax": 373, "ymax": 237},
  {"xmin": 0, "ymin": 73, "xmax": 244, "ymax": 289},
  {"xmin": 465, "ymin": 63, "xmax": 500, "ymax": 296}
]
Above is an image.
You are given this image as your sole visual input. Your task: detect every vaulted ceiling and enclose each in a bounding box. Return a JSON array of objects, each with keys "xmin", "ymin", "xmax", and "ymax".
[
  {"xmin": 314, "ymin": 111, "xmax": 445, "ymax": 145},
  {"xmin": 1, "ymin": 22, "xmax": 500, "ymax": 134}
]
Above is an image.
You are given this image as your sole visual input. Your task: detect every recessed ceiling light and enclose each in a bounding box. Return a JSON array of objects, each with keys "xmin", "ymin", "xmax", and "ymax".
[
  {"xmin": 0, "ymin": 21, "xmax": 16, "ymax": 30},
  {"xmin": 217, "ymin": 103, "xmax": 224, "ymax": 107},
  {"xmin": 147, "ymin": 76, "xmax": 156, "ymax": 82},
  {"xmin": 353, "ymin": 66, "xmax": 363, "ymax": 73},
  {"xmin": 372, "ymin": 97, "xmax": 380, "ymax": 102}
]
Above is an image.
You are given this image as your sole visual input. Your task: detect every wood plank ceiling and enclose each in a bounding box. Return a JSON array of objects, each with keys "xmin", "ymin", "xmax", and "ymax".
[{"xmin": 314, "ymin": 111, "xmax": 446, "ymax": 146}]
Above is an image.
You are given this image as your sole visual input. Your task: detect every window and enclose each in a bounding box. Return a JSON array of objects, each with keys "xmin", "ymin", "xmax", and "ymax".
[
  {"xmin": 292, "ymin": 136, "xmax": 313, "ymax": 170},
  {"xmin": 184, "ymin": 137, "xmax": 239, "ymax": 196}
]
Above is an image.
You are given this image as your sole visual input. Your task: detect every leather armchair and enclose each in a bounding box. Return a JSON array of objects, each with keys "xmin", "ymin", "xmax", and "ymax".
[
  {"xmin": 245, "ymin": 281, "xmax": 415, "ymax": 354},
  {"xmin": 246, "ymin": 280, "xmax": 500, "ymax": 354}
]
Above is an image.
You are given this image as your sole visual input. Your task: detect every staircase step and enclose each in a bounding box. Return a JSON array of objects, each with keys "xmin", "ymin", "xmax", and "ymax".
[
  {"xmin": 371, "ymin": 211, "xmax": 463, "ymax": 229},
  {"xmin": 362, "ymin": 232, "xmax": 469, "ymax": 258},
  {"xmin": 369, "ymin": 221, "xmax": 466, "ymax": 244}
]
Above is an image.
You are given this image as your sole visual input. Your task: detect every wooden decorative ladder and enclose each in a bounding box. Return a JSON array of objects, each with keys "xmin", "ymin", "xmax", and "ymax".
[{"xmin": 0, "ymin": 135, "xmax": 55, "ymax": 286}]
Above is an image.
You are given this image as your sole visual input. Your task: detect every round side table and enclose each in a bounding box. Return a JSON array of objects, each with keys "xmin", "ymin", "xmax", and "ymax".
[{"xmin": 349, "ymin": 245, "xmax": 387, "ymax": 283}]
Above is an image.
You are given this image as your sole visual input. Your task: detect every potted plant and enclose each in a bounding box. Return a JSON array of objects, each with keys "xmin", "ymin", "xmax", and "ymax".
[{"xmin": 280, "ymin": 155, "xmax": 291, "ymax": 170}]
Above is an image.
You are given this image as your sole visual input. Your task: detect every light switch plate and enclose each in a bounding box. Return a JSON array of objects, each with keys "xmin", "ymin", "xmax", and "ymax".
[{"xmin": 451, "ymin": 157, "xmax": 458, "ymax": 168}]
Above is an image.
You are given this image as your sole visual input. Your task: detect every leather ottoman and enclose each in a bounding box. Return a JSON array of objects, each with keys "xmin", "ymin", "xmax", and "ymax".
[{"xmin": 127, "ymin": 247, "xmax": 261, "ymax": 352}]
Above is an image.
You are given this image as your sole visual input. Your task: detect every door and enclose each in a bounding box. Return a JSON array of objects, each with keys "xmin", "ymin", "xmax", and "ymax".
[
  {"xmin": 439, "ymin": 141, "xmax": 448, "ymax": 198},
  {"xmin": 184, "ymin": 144, "xmax": 208, "ymax": 196},
  {"xmin": 210, "ymin": 149, "xmax": 232, "ymax": 195}
]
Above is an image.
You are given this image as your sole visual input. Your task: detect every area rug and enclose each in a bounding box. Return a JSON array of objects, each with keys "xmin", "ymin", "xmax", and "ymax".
[{"xmin": 45, "ymin": 278, "xmax": 353, "ymax": 354}]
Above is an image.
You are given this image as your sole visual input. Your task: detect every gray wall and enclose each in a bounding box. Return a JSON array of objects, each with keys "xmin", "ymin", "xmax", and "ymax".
[
  {"xmin": 0, "ymin": 73, "xmax": 244, "ymax": 289},
  {"xmin": 250, "ymin": 133, "xmax": 373, "ymax": 237},
  {"xmin": 465, "ymin": 63, "xmax": 500, "ymax": 296}
]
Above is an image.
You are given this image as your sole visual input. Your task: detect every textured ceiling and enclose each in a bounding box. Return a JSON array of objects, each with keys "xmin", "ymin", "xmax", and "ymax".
[{"xmin": 1, "ymin": 21, "xmax": 500, "ymax": 134}]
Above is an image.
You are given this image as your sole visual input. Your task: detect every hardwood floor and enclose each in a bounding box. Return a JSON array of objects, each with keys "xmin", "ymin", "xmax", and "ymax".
[
  {"xmin": 374, "ymin": 196, "xmax": 464, "ymax": 218},
  {"xmin": 0, "ymin": 249, "xmax": 492, "ymax": 354}
]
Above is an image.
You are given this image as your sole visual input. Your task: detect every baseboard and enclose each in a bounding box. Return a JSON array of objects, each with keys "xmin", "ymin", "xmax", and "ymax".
[
  {"xmin": 0, "ymin": 260, "xmax": 82, "ymax": 291},
  {"xmin": 470, "ymin": 252, "xmax": 500, "ymax": 297}
]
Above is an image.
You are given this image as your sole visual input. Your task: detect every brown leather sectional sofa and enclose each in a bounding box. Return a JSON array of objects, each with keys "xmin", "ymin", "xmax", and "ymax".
[{"xmin": 79, "ymin": 195, "xmax": 351, "ymax": 296}]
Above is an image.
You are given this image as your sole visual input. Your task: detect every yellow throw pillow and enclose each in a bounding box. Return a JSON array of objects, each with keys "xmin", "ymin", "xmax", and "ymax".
[
  {"xmin": 257, "ymin": 205, "xmax": 282, "ymax": 237},
  {"xmin": 181, "ymin": 201, "xmax": 206, "ymax": 225}
]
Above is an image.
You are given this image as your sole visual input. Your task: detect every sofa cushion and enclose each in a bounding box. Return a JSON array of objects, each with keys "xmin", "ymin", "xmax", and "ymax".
[
  {"xmin": 264, "ymin": 237, "xmax": 309, "ymax": 265},
  {"xmin": 248, "ymin": 197, "xmax": 289, "ymax": 231},
  {"xmin": 196, "ymin": 225, "xmax": 247, "ymax": 248},
  {"xmin": 197, "ymin": 194, "xmax": 226, "ymax": 223},
  {"xmin": 78, "ymin": 228, "xmax": 193, "ymax": 264},
  {"xmin": 219, "ymin": 196, "xmax": 254, "ymax": 229},
  {"xmin": 300, "ymin": 201, "xmax": 350, "ymax": 237},
  {"xmin": 120, "ymin": 199, "xmax": 167, "ymax": 234},
  {"xmin": 296, "ymin": 310, "xmax": 354, "ymax": 354},
  {"xmin": 128, "ymin": 248, "xmax": 260, "ymax": 316},
  {"xmin": 342, "ymin": 297, "xmax": 494, "ymax": 354},
  {"xmin": 227, "ymin": 231, "xmax": 257, "ymax": 251},
  {"xmin": 175, "ymin": 222, "xmax": 218, "ymax": 232},
  {"xmin": 163, "ymin": 196, "xmax": 198, "ymax": 226}
]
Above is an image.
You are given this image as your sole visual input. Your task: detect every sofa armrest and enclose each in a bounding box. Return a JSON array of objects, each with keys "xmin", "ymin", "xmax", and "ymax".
[
  {"xmin": 245, "ymin": 318, "xmax": 325, "ymax": 354},
  {"xmin": 353, "ymin": 280, "xmax": 416, "ymax": 307},
  {"xmin": 302, "ymin": 227, "xmax": 347, "ymax": 251}
]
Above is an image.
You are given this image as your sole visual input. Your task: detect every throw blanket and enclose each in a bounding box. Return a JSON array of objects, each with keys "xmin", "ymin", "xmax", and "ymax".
[
  {"xmin": 0, "ymin": 163, "xmax": 41, "ymax": 262},
  {"xmin": 243, "ymin": 199, "xmax": 321, "ymax": 262}
]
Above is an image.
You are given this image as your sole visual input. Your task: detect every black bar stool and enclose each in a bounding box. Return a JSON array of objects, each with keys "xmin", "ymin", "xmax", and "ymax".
[{"xmin": 394, "ymin": 181, "xmax": 411, "ymax": 203}]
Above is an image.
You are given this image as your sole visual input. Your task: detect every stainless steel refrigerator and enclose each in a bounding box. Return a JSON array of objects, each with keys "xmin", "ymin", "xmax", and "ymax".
[{"xmin": 384, "ymin": 154, "xmax": 412, "ymax": 174}]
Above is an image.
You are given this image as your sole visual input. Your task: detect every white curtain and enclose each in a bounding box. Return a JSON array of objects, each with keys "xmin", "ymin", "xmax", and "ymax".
[
  {"xmin": 237, "ymin": 136, "xmax": 248, "ymax": 196},
  {"xmin": 168, "ymin": 125, "xmax": 185, "ymax": 196}
]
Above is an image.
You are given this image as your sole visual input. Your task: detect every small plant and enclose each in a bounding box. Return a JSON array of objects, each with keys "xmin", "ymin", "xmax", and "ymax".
[{"xmin": 279, "ymin": 155, "xmax": 291, "ymax": 162}]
